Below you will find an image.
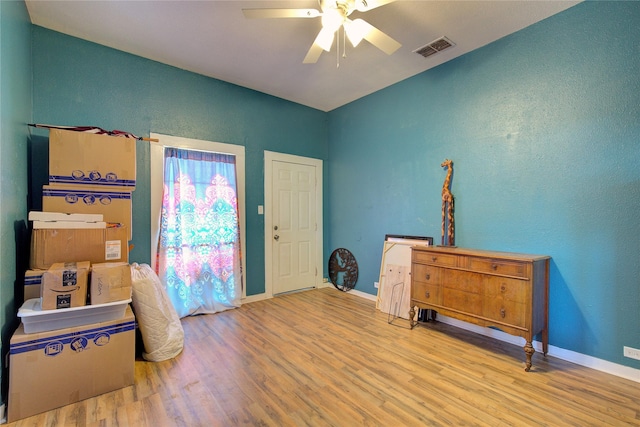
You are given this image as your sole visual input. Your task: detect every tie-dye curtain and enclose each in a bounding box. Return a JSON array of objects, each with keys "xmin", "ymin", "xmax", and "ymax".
[{"xmin": 156, "ymin": 147, "xmax": 241, "ymax": 318}]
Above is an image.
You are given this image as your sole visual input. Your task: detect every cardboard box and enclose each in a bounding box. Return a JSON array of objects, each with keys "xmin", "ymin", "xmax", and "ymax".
[
  {"xmin": 30, "ymin": 226, "xmax": 129, "ymax": 270},
  {"xmin": 42, "ymin": 184, "xmax": 133, "ymax": 239},
  {"xmin": 41, "ymin": 261, "xmax": 90, "ymax": 310},
  {"xmin": 24, "ymin": 269, "xmax": 45, "ymax": 301},
  {"xmin": 48, "ymin": 128, "xmax": 136, "ymax": 189},
  {"xmin": 90, "ymin": 262, "xmax": 132, "ymax": 305},
  {"xmin": 8, "ymin": 306, "xmax": 135, "ymax": 422}
]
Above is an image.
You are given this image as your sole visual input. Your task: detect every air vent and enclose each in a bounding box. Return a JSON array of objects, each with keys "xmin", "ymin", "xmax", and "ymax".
[{"xmin": 413, "ymin": 36, "xmax": 455, "ymax": 58}]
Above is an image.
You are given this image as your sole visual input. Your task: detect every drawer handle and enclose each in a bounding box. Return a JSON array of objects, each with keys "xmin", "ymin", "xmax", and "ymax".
[
  {"xmin": 432, "ymin": 257, "xmax": 438, "ymax": 262},
  {"xmin": 425, "ymin": 274, "xmax": 430, "ymax": 280},
  {"xmin": 492, "ymin": 264, "xmax": 498, "ymax": 270},
  {"xmin": 500, "ymin": 284, "xmax": 506, "ymax": 292},
  {"xmin": 500, "ymin": 308, "xmax": 506, "ymax": 318},
  {"xmin": 425, "ymin": 291, "xmax": 430, "ymax": 298}
]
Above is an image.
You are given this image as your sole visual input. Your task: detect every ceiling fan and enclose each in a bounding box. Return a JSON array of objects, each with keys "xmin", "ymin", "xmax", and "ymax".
[{"xmin": 243, "ymin": 0, "xmax": 401, "ymax": 63}]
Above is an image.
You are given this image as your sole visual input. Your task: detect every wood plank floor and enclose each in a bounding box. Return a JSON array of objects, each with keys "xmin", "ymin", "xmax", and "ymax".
[{"xmin": 7, "ymin": 287, "xmax": 640, "ymax": 426}]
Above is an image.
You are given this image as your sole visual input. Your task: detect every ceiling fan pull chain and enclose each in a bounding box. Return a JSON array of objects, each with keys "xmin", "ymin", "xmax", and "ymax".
[
  {"xmin": 336, "ymin": 28, "xmax": 340, "ymax": 68},
  {"xmin": 342, "ymin": 25, "xmax": 347, "ymax": 59}
]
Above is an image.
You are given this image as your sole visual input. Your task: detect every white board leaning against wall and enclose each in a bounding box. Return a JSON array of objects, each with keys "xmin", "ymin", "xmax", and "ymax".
[{"xmin": 377, "ymin": 235, "xmax": 433, "ymax": 321}]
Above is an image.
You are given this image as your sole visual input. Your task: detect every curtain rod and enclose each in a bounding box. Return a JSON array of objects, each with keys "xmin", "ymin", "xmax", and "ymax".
[{"xmin": 28, "ymin": 123, "xmax": 159, "ymax": 142}]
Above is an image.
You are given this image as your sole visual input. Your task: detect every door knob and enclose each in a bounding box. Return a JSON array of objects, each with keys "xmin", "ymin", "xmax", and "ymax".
[{"xmin": 274, "ymin": 235, "xmax": 279, "ymax": 241}]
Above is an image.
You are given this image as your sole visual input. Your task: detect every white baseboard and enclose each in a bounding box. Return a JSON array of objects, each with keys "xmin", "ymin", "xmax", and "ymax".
[
  {"xmin": 242, "ymin": 282, "xmax": 333, "ymax": 303},
  {"xmin": 242, "ymin": 292, "xmax": 270, "ymax": 304},
  {"xmin": 345, "ymin": 288, "xmax": 377, "ymax": 302}
]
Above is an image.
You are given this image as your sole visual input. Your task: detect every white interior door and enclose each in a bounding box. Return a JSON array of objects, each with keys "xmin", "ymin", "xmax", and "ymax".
[{"xmin": 265, "ymin": 152, "xmax": 322, "ymax": 296}]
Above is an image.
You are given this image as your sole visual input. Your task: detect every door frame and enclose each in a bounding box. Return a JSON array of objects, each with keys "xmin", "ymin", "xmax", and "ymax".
[{"xmin": 264, "ymin": 151, "xmax": 323, "ymax": 298}]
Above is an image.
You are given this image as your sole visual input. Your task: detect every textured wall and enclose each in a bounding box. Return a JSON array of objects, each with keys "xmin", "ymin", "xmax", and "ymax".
[
  {"xmin": 0, "ymin": 0, "xmax": 32, "ymax": 403},
  {"xmin": 31, "ymin": 27, "xmax": 328, "ymax": 297},
  {"xmin": 328, "ymin": 1, "xmax": 640, "ymax": 367}
]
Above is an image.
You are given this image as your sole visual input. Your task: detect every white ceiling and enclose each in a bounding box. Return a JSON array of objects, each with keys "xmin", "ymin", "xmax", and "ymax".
[{"xmin": 25, "ymin": 1, "xmax": 579, "ymax": 112}]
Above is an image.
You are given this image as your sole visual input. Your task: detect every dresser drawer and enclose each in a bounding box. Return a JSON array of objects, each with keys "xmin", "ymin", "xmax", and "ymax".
[
  {"xmin": 442, "ymin": 269, "xmax": 482, "ymax": 294},
  {"xmin": 411, "ymin": 282, "xmax": 442, "ymax": 305},
  {"xmin": 443, "ymin": 289, "xmax": 482, "ymax": 315},
  {"xmin": 484, "ymin": 276, "xmax": 527, "ymax": 303},
  {"xmin": 412, "ymin": 264, "xmax": 442, "ymax": 284},
  {"xmin": 483, "ymin": 298, "xmax": 526, "ymax": 328},
  {"xmin": 413, "ymin": 250, "xmax": 458, "ymax": 267},
  {"xmin": 467, "ymin": 257, "xmax": 528, "ymax": 278}
]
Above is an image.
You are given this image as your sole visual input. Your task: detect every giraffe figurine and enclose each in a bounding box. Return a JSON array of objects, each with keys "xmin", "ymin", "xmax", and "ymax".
[{"xmin": 441, "ymin": 159, "xmax": 455, "ymax": 246}]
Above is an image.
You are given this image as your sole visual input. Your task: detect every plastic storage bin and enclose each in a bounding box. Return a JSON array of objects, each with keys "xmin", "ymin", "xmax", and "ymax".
[{"xmin": 18, "ymin": 298, "xmax": 131, "ymax": 333}]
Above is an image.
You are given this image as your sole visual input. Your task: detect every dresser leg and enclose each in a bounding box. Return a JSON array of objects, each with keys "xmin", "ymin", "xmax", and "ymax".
[
  {"xmin": 409, "ymin": 306, "xmax": 416, "ymax": 329},
  {"xmin": 524, "ymin": 341, "xmax": 535, "ymax": 371}
]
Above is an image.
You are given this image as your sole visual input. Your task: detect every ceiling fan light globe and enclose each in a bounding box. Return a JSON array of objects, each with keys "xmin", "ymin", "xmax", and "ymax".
[
  {"xmin": 344, "ymin": 19, "xmax": 368, "ymax": 47},
  {"xmin": 321, "ymin": 8, "xmax": 344, "ymax": 32}
]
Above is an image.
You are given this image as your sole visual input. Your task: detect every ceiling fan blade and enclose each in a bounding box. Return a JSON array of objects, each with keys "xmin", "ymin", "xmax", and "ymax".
[
  {"xmin": 303, "ymin": 43, "xmax": 324, "ymax": 64},
  {"xmin": 352, "ymin": 18, "xmax": 401, "ymax": 55},
  {"xmin": 242, "ymin": 8, "xmax": 321, "ymax": 19},
  {"xmin": 354, "ymin": 0, "xmax": 396, "ymax": 13},
  {"xmin": 303, "ymin": 28, "xmax": 336, "ymax": 63}
]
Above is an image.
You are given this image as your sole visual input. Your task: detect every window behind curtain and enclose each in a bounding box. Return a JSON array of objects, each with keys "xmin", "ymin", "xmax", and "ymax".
[{"xmin": 150, "ymin": 134, "xmax": 246, "ymax": 317}]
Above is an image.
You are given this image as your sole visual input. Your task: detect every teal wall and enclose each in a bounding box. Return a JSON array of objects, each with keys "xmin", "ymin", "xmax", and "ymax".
[
  {"xmin": 0, "ymin": 0, "xmax": 32, "ymax": 403},
  {"xmin": 30, "ymin": 27, "xmax": 329, "ymax": 297},
  {"xmin": 328, "ymin": 1, "xmax": 640, "ymax": 368}
]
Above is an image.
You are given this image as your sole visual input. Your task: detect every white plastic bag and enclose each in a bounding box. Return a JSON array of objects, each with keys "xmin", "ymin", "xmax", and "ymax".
[{"xmin": 130, "ymin": 263, "xmax": 184, "ymax": 361}]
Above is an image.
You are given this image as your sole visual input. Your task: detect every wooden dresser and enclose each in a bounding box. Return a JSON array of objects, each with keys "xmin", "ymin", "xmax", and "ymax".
[{"xmin": 409, "ymin": 246, "xmax": 550, "ymax": 371}]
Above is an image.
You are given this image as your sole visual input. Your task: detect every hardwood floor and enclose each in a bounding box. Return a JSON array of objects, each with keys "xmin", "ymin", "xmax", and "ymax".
[{"xmin": 7, "ymin": 287, "xmax": 639, "ymax": 426}]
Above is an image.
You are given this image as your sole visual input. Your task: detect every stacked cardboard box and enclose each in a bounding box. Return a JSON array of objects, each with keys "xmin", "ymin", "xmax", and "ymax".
[
  {"xmin": 42, "ymin": 185, "xmax": 133, "ymax": 239},
  {"xmin": 29, "ymin": 128, "xmax": 135, "ymax": 272},
  {"xmin": 90, "ymin": 262, "xmax": 133, "ymax": 305},
  {"xmin": 44, "ymin": 128, "xmax": 136, "ymax": 239},
  {"xmin": 12, "ymin": 259, "xmax": 134, "ymax": 421},
  {"xmin": 8, "ymin": 306, "xmax": 136, "ymax": 422},
  {"xmin": 10, "ymin": 270, "xmax": 135, "ymax": 422},
  {"xmin": 41, "ymin": 261, "xmax": 90, "ymax": 310},
  {"xmin": 30, "ymin": 226, "xmax": 129, "ymax": 269},
  {"xmin": 9, "ymin": 128, "xmax": 139, "ymax": 422},
  {"xmin": 27, "ymin": 211, "xmax": 133, "ymax": 307},
  {"xmin": 24, "ymin": 259, "xmax": 133, "ymax": 307}
]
